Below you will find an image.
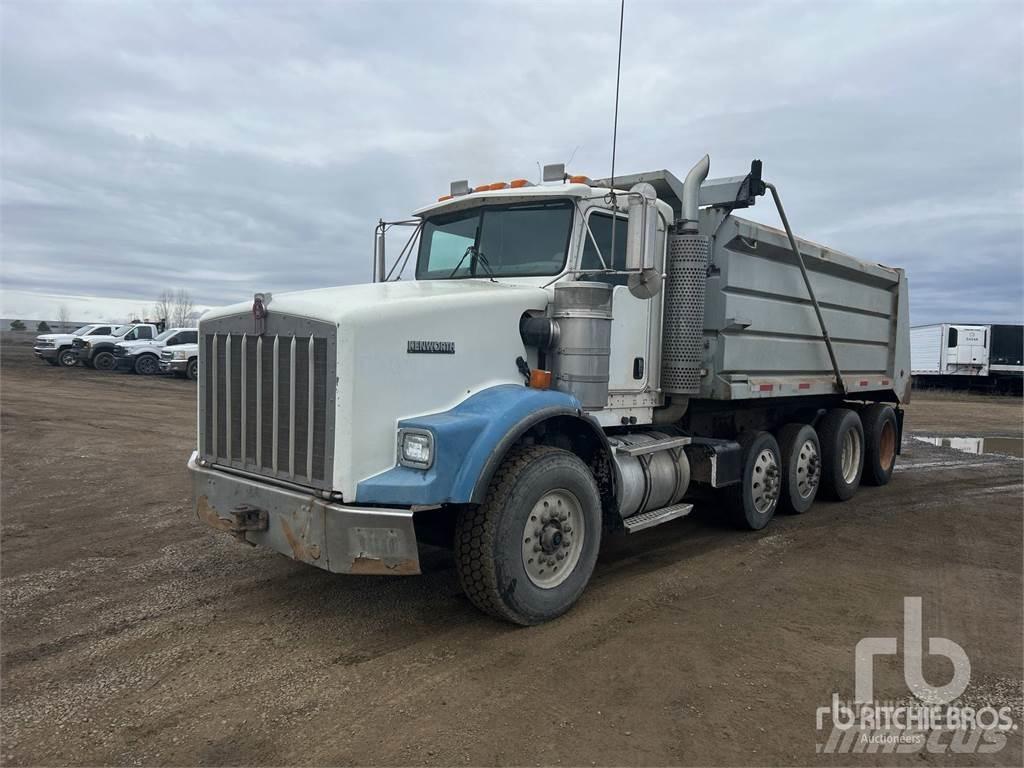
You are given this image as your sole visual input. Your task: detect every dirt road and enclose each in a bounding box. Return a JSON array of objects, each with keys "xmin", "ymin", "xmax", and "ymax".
[{"xmin": 2, "ymin": 345, "xmax": 1022, "ymax": 766}]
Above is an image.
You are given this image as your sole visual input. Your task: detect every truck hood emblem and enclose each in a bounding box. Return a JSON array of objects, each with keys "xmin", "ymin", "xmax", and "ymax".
[
  {"xmin": 407, "ymin": 340, "xmax": 455, "ymax": 354},
  {"xmin": 253, "ymin": 292, "xmax": 272, "ymax": 335}
]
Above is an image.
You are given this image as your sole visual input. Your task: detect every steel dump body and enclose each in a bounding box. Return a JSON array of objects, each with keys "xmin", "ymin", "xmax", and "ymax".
[{"xmin": 692, "ymin": 211, "xmax": 910, "ymax": 402}]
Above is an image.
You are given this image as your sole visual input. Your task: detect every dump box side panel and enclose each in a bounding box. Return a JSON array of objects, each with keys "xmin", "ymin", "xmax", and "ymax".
[{"xmin": 694, "ymin": 213, "xmax": 909, "ymax": 402}]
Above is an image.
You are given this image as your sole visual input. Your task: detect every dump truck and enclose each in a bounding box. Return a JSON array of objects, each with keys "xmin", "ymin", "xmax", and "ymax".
[{"xmin": 190, "ymin": 155, "xmax": 910, "ymax": 624}]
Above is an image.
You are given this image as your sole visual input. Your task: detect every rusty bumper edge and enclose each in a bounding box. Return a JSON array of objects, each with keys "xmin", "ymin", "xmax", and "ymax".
[{"xmin": 188, "ymin": 452, "xmax": 421, "ymax": 576}]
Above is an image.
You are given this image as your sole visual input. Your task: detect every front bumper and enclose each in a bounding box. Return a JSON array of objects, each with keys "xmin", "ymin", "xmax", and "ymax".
[
  {"xmin": 160, "ymin": 359, "xmax": 187, "ymax": 373},
  {"xmin": 33, "ymin": 347, "xmax": 58, "ymax": 360},
  {"xmin": 188, "ymin": 452, "xmax": 421, "ymax": 575}
]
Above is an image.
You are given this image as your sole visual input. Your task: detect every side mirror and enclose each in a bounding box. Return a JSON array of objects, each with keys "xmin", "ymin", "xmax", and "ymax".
[{"xmin": 625, "ymin": 182, "xmax": 657, "ymax": 272}]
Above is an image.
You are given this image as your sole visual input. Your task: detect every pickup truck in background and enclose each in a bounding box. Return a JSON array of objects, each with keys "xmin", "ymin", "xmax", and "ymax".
[
  {"xmin": 159, "ymin": 342, "xmax": 199, "ymax": 380},
  {"xmin": 114, "ymin": 328, "xmax": 198, "ymax": 375},
  {"xmin": 33, "ymin": 324, "xmax": 123, "ymax": 367},
  {"xmin": 74, "ymin": 323, "xmax": 162, "ymax": 371}
]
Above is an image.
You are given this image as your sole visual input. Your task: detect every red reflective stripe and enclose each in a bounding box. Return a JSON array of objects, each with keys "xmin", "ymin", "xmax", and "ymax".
[
  {"xmin": 859, "ymin": 380, "xmax": 869, "ymax": 387},
  {"xmin": 798, "ymin": 383, "xmax": 811, "ymax": 390},
  {"xmin": 759, "ymin": 384, "xmax": 773, "ymax": 391},
  {"xmin": 881, "ymin": 379, "xmax": 890, "ymax": 385}
]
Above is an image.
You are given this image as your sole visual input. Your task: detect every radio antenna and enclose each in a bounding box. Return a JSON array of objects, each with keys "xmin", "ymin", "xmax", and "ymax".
[
  {"xmin": 609, "ymin": 0, "xmax": 625, "ymax": 191},
  {"xmin": 608, "ymin": 0, "xmax": 626, "ymax": 267}
]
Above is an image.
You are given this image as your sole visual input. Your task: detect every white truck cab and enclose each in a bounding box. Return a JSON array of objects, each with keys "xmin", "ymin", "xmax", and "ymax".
[
  {"xmin": 114, "ymin": 328, "xmax": 198, "ymax": 375},
  {"xmin": 34, "ymin": 324, "xmax": 123, "ymax": 367},
  {"xmin": 191, "ymin": 156, "xmax": 910, "ymax": 624},
  {"xmin": 74, "ymin": 323, "xmax": 162, "ymax": 371}
]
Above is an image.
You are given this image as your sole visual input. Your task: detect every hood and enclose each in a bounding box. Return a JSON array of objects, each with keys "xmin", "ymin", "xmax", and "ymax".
[
  {"xmin": 117, "ymin": 339, "xmax": 162, "ymax": 349},
  {"xmin": 201, "ymin": 279, "xmax": 550, "ymax": 327},
  {"xmin": 35, "ymin": 333, "xmax": 67, "ymax": 341}
]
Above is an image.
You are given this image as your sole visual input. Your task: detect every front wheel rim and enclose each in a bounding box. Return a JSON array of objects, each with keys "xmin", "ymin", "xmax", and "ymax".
[
  {"xmin": 795, "ymin": 439, "xmax": 821, "ymax": 499},
  {"xmin": 138, "ymin": 358, "xmax": 156, "ymax": 374},
  {"xmin": 840, "ymin": 428, "xmax": 863, "ymax": 484},
  {"xmin": 751, "ymin": 448, "xmax": 781, "ymax": 514},
  {"xmin": 60, "ymin": 351, "xmax": 76, "ymax": 366},
  {"xmin": 521, "ymin": 488, "xmax": 584, "ymax": 589},
  {"xmin": 95, "ymin": 355, "xmax": 113, "ymax": 370}
]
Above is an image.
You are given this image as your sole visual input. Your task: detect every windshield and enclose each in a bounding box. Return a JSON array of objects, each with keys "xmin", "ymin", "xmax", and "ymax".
[
  {"xmin": 112, "ymin": 326, "xmax": 131, "ymax": 337},
  {"xmin": 71, "ymin": 325, "xmax": 93, "ymax": 335},
  {"xmin": 154, "ymin": 329, "xmax": 176, "ymax": 342},
  {"xmin": 416, "ymin": 200, "xmax": 573, "ymax": 279}
]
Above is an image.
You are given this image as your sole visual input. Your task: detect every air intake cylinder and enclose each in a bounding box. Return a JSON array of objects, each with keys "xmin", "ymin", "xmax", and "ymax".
[{"xmin": 549, "ymin": 282, "xmax": 614, "ymax": 410}]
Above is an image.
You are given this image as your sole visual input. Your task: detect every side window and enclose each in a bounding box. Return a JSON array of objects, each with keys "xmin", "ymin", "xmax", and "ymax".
[
  {"xmin": 947, "ymin": 328, "xmax": 958, "ymax": 347},
  {"xmin": 137, "ymin": 327, "xmax": 153, "ymax": 340},
  {"xmin": 581, "ymin": 213, "xmax": 629, "ymax": 272},
  {"xmin": 90, "ymin": 326, "xmax": 111, "ymax": 335},
  {"xmin": 181, "ymin": 331, "xmax": 198, "ymax": 344},
  {"xmin": 165, "ymin": 334, "xmax": 179, "ymax": 347}
]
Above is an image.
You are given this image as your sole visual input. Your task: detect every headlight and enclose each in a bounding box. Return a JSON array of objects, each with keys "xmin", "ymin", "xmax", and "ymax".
[
  {"xmin": 83, "ymin": 341, "xmax": 91, "ymax": 348},
  {"xmin": 398, "ymin": 429, "xmax": 433, "ymax": 469},
  {"xmin": 173, "ymin": 350, "xmax": 188, "ymax": 360}
]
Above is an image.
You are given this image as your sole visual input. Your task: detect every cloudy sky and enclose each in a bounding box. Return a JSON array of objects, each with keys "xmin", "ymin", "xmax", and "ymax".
[{"xmin": 1, "ymin": 0, "xmax": 1021, "ymax": 324}]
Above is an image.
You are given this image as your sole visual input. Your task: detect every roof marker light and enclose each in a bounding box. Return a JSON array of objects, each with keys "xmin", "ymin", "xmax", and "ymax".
[
  {"xmin": 569, "ymin": 175, "xmax": 591, "ymax": 185},
  {"xmin": 510, "ymin": 178, "xmax": 531, "ymax": 188},
  {"xmin": 438, "ymin": 194, "xmax": 453, "ymax": 202}
]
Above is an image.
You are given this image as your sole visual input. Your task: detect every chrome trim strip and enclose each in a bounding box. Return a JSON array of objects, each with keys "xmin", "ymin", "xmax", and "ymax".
[
  {"xmin": 272, "ymin": 335, "xmax": 279, "ymax": 472},
  {"xmin": 224, "ymin": 333, "xmax": 232, "ymax": 462},
  {"xmin": 256, "ymin": 335, "xmax": 263, "ymax": 465},
  {"xmin": 211, "ymin": 333, "xmax": 219, "ymax": 457},
  {"xmin": 288, "ymin": 335, "xmax": 296, "ymax": 478},
  {"xmin": 307, "ymin": 334, "xmax": 314, "ymax": 480},
  {"xmin": 240, "ymin": 333, "xmax": 247, "ymax": 464}
]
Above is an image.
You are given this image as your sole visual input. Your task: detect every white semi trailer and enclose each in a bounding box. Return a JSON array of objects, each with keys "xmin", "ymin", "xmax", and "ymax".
[
  {"xmin": 911, "ymin": 323, "xmax": 1023, "ymax": 393},
  {"xmin": 190, "ymin": 155, "xmax": 911, "ymax": 624}
]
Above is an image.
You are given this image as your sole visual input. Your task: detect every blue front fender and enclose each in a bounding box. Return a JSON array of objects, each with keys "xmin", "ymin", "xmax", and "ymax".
[{"xmin": 356, "ymin": 385, "xmax": 586, "ymax": 506}]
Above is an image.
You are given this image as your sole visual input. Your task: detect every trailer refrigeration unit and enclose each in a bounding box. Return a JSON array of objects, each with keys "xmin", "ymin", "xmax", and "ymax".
[
  {"xmin": 190, "ymin": 155, "xmax": 911, "ymax": 624},
  {"xmin": 911, "ymin": 323, "xmax": 1022, "ymax": 393}
]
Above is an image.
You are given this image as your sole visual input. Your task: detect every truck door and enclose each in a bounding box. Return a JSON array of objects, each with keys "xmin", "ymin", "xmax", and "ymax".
[{"xmin": 580, "ymin": 211, "xmax": 650, "ymax": 392}]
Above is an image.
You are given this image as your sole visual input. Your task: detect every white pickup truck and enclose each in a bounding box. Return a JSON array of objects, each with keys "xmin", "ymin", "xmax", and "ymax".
[
  {"xmin": 74, "ymin": 323, "xmax": 162, "ymax": 370},
  {"xmin": 159, "ymin": 342, "xmax": 199, "ymax": 380},
  {"xmin": 113, "ymin": 328, "xmax": 198, "ymax": 375},
  {"xmin": 34, "ymin": 324, "xmax": 123, "ymax": 367}
]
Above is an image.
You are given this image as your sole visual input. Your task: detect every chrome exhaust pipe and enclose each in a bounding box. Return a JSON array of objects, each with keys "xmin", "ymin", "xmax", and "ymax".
[{"xmin": 679, "ymin": 154, "xmax": 710, "ymax": 232}]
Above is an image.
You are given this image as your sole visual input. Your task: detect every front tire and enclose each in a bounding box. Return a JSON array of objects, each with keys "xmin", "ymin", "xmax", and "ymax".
[
  {"xmin": 92, "ymin": 351, "xmax": 115, "ymax": 371},
  {"xmin": 727, "ymin": 431, "xmax": 782, "ymax": 530},
  {"xmin": 133, "ymin": 354, "xmax": 159, "ymax": 375},
  {"xmin": 861, "ymin": 404, "xmax": 898, "ymax": 486},
  {"xmin": 186, "ymin": 359, "xmax": 198, "ymax": 381},
  {"xmin": 58, "ymin": 348, "xmax": 78, "ymax": 367},
  {"xmin": 777, "ymin": 423, "xmax": 821, "ymax": 514},
  {"xmin": 454, "ymin": 444, "xmax": 602, "ymax": 625},
  {"xmin": 818, "ymin": 408, "xmax": 864, "ymax": 501}
]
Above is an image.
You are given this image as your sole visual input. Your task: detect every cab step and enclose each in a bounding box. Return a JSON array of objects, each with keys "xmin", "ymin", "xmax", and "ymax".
[{"xmin": 623, "ymin": 502, "xmax": 694, "ymax": 533}]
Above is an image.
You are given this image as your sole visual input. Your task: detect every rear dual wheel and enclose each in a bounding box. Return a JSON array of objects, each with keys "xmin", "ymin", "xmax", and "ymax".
[{"xmin": 727, "ymin": 431, "xmax": 782, "ymax": 530}]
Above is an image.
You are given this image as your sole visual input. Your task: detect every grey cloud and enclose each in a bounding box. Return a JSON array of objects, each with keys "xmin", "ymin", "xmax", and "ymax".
[{"xmin": 1, "ymin": 0, "xmax": 1021, "ymax": 324}]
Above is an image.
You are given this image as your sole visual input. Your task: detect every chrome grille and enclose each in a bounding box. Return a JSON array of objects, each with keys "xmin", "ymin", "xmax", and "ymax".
[{"xmin": 198, "ymin": 315, "xmax": 336, "ymax": 490}]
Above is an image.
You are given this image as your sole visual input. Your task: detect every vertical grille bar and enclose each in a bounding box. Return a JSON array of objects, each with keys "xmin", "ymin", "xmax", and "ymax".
[
  {"xmin": 224, "ymin": 334, "xmax": 232, "ymax": 462},
  {"xmin": 307, "ymin": 334, "xmax": 314, "ymax": 480},
  {"xmin": 288, "ymin": 335, "xmax": 296, "ymax": 478},
  {"xmin": 240, "ymin": 334, "xmax": 247, "ymax": 465},
  {"xmin": 272, "ymin": 335, "xmax": 280, "ymax": 472},
  {"xmin": 211, "ymin": 334, "xmax": 219, "ymax": 457},
  {"xmin": 256, "ymin": 335, "xmax": 263, "ymax": 466}
]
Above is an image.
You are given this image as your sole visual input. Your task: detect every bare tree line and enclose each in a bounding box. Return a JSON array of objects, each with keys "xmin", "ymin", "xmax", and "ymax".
[{"xmin": 154, "ymin": 289, "xmax": 195, "ymax": 328}]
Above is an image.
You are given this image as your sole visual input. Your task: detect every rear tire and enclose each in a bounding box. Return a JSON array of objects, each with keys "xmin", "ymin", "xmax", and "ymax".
[
  {"xmin": 727, "ymin": 431, "xmax": 782, "ymax": 530},
  {"xmin": 92, "ymin": 351, "xmax": 115, "ymax": 371},
  {"xmin": 454, "ymin": 444, "xmax": 601, "ymax": 625},
  {"xmin": 777, "ymin": 423, "xmax": 820, "ymax": 514},
  {"xmin": 861, "ymin": 404, "xmax": 898, "ymax": 486},
  {"xmin": 818, "ymin": 408, "xmax": 864, "ymax": 501},
  {"xmin": 58, "ymin": 348, "xmax": 78, "ymax": 367},
  {"xmin": 133, "ymin": 354, "xmax": 160, "ymax": 375},
  {"xmin": 186, "ymin": 359, "xmax": 198, "ymax": 381}
]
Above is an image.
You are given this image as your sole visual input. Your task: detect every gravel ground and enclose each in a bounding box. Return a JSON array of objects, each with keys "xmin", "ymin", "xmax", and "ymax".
[{"xmin": 2, "ymin": 345, "xmax": 1022, "ymax": 766}]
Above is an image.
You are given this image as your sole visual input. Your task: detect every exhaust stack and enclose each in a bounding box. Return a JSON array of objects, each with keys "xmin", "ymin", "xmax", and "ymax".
[{"xmin": 679, "ymin": 154, "xmax": 710, "ymax": 232}]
